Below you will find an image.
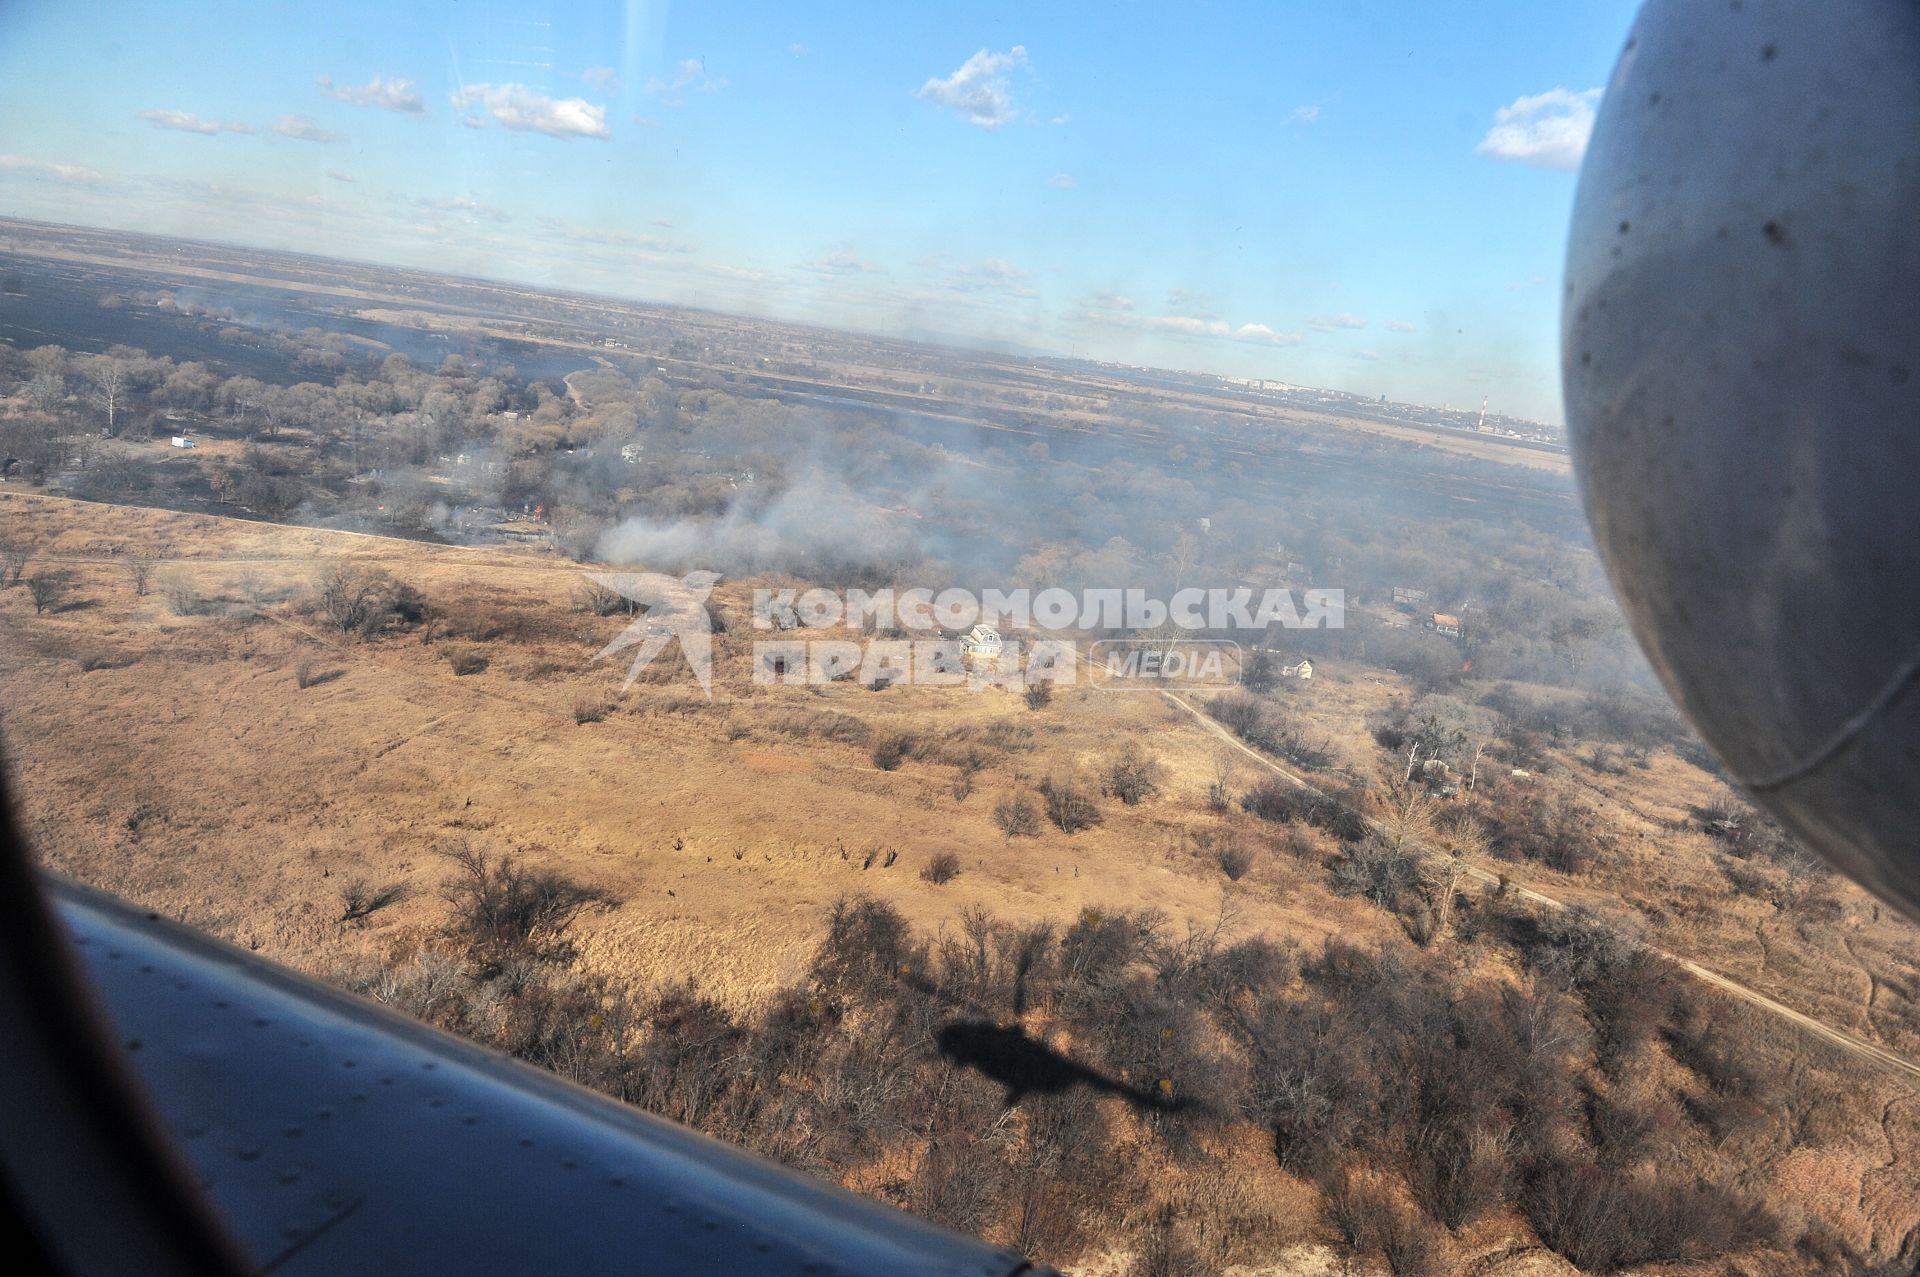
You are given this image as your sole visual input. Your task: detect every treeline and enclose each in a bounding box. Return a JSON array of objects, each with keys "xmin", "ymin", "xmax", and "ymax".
[
  {"xmin": 5, "ymin": 328, "xmax": 1658, "ymax": 695},
  {"xmin": 331, "ymin": 845, "xmax": 1878, "ymax": 1275}
]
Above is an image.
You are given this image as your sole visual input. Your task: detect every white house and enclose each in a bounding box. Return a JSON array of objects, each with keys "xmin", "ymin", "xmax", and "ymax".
[
  {"xmin": 961, "ymin": 623, "xmax": 1003, "ymax": 659},
  {"xmin": 169, "ymin": 436, "xmax": 196, "ymax": 449},
  {"xmin": 1280, "ymin": 658, "xmax": 1313, "ymax": 680}
]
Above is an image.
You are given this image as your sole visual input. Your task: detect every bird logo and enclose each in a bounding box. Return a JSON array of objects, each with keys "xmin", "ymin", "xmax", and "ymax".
[{"xmin": 587, "ymin": 569, "xmax": 720, "ymax": 698}]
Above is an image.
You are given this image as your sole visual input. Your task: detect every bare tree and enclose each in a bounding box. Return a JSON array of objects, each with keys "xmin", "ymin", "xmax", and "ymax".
[
  {"xmin": 1422, "ymin": 814, "xmax": 1488, "ymax": 938},
  {"xmin": 1207, "ymin": 756, "xmax": 1236, "ymax": 812},
  {"xmin": 124, "ymin": 557, "xmax": 154, "ymax": 597},
  {"xmin": 0, "ymin": 541, "xmax": 28, "ymax": 588},
  {"xmin": 26, "ymin": 570, "xmax": 72, "ymax": 615},
  {"xmin": 83, "ymin": 355, "xmax": 130, "ymax": 434},
  {"xmin": 23, "ymin": 370, "xmax": 65, "ymax": 413}
]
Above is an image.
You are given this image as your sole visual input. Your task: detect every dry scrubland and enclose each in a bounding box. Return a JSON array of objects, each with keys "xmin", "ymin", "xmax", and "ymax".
[{"xmin": 2, "ymin": 490, "xmax": 1919, "ymax": 1276}]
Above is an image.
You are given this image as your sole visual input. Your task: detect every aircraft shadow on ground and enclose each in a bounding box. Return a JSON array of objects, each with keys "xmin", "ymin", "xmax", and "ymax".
[{"xmin": 934, "ymin": 1019, "xmax": 1197, "ymax": 1114}]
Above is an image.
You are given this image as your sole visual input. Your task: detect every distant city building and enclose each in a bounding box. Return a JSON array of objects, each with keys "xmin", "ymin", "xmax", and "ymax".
[
  {"xmin": 1391, "ymin": 586, "xmax": 1429, "ymax": 607},
  {"xmin": 169, "ymin": 436, "xmax": 196, "ymax": 449},
  {"xmin": 1426, "ymin": 612, "xmax": 1462, "ymax": 638}
]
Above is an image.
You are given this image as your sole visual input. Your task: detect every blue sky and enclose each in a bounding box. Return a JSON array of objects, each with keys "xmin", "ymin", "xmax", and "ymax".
[{"xmin": 0, "ymin": 1, "xmax": 1638, "ymax": 422}]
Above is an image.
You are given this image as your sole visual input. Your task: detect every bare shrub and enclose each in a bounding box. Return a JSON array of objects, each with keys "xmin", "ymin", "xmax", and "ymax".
[
  {"xmin": 574, "ymin": 578, "xmax": 636, "ymax": 616},
  {"xmin": 1217, "ymin": 842, "xmax": 1256, "ymax": 881},
  {"xmin": 160, "ymin": 573, "xmax": 216, "ymax": 616},
  {"xmin": 317, "ymin": 561, "xmax": 393, "ymax": 633},
  {"xmin": 1101, "ymin": 741, "xmax": 1162, "ymax": 805},
  {"xmin": 922, "ymin": 851, "xmax": 963, "ymax": 885},
  {"xmin": 995, "ymin": 794, "xmax": 1040, "ymax": 839},
  {"xmin": 981, "ymin": 720, "xmax": 1036, "ymax": 752},
  {"xmin": 1038, "ymin": 775, "xmax": 1102, "ymax": 833},
  {"xmin": 1023, "ymin": 681, "xmax": 1054, "ymax": 710},
  {"xmin": 572, "ymin": 697, "xmax": 611, "ymax": 724},
  {"xmin": 1330, "ymin": 835, "xmax": 1421, "ymax": 908},
  {"xmin": 1521, "ymin": 1155, "xmax": 1777, "ymax": 1272},
  {"xmin": 1240, "ymin": 778, "xmax": 1368, "ymax": 840},
  {"xmin": 1207, "ymin": 692, "xmax": 1332, "ymax": 767},
  {"xmin": 339, "ymin": 877, "xmax": 411, "ymax": 922},
  {"xmin": 124, "ymin": 557, "xmax": 153, "ymax": 597},
  {"xmin": 810, "ymin": 895, "xmax": 918, "ymax": 1000},
  {"xmin": 438, "ymin": 842, "xmax": 611, "ymax": 968},
  {"xmin": 1128, "ymin": 1206, "xmax": 1207, "ymax": 1277},
  {"xmin": 446, "ymin": 648, "xmax": 489, "ymax": 676},
  {"xmin": 295, "ymin": 659, "xmax": 345, "ymax": 689},
  {"xmin": 871, "ymin": 731, "xmax": 921, "ymax": 771},
  {"xmin": 759, "ymin": 708, "xmax": 870, "ymax": 745}
]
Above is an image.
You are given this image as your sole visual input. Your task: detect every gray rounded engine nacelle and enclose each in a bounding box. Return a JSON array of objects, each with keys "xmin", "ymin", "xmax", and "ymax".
[{"xmin": 1563, "ymin": 0, "xmax": 1920, "ymax": 920}]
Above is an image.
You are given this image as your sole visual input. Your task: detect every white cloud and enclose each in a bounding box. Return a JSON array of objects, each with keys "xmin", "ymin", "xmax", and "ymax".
[
  {"xmin": 318, "ymin": 74, "xmax": 425, "ymax": 113},
  {"xmin": 1476, "ymin": 86, "xmax": 1600, "ymax": 171},
  {"xmin": 325, "ymin": 169, "xmax": 356, "ymax": 183},
  {"xmin": 420, "ymin": 195, "xmax": 510, "ymax": 222},
  {"xmin": 0, "ymin": 154, "xmax": 103, "ymax": 183},
  {"xmin": 804, "ymin": 248, "xmax": 887, "ymax": 276},
  {"xmin": 916, "ymin": 46, "xmax": 1028, "ymax": 129},
  {"xmin": 1049, "ymin": 173, "xmax": 1077, "ymax": 190},
  {"xmin": 645, "ymin": 58, "xmax": 728, "ymax": 100},
  {"xmin": 581, "ymin": 67, "xmax": 618, "ymax": 92},
  {"xmin": 943, "ymin": 257, "xmax": 1036, "ymax": 297},
  {"xmin": 536, "ymin": 216, "xmax": 695, "ymax": 254},
  {"xmin": 1289, "ymin": 104, "xmax": 1321, "ymax": 124},
  {"xmin": 450, "ymin": 84, "xmax": 610, "ymax": 138},
  {"xmin": 1386, "ymin": 319, "xmax": 1416, "ymax": 333},
  {"xmin": 272, "ymin": 115, "xmax": 347, "ymax": 144},
  {"xmin": 1353, "ymin": 350, "xmax": 1382, "ymax": 362},
  {"xmin": 138, "ymin": 109, "xmax": 252, "ymax": 135},
  {"xmin": 1233, "ymin": 323, "xmax": 1304, "ymax": 346},
  {"xmin": 1050, "ymin": 114, "xmax": 1071, "ymax": 126},
  {"xmin": 1307, "ymin": 312, "xmax": 1367, "ymax": 331},
  {"xmin": 1150, "ymin": 315, "xmax": 1230, "ymax": 337},
  {"xmin": 1084, "ymin": 294, "xmax": 1300, "ymax": 346}
]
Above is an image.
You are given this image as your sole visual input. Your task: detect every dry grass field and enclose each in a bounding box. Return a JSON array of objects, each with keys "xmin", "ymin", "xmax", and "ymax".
[
  {"xmin": 3, "ymin": 488, "xmax": 1918, "ymax": 1273},
  {"xmin": 0, "ymin": 489, "xmax": 1389, "ymax": 1001}
]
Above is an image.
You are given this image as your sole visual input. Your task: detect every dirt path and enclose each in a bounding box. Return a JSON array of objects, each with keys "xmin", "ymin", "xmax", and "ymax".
[{"xmin": 1157, "ymin": 690, "xmax": 1920, "ymax": 1087}]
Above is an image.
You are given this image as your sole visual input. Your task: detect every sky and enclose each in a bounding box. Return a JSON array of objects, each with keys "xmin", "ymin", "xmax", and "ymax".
[{"xmin": 0, "ymin": 0, "xmax": 1640, "ymax": 423}]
